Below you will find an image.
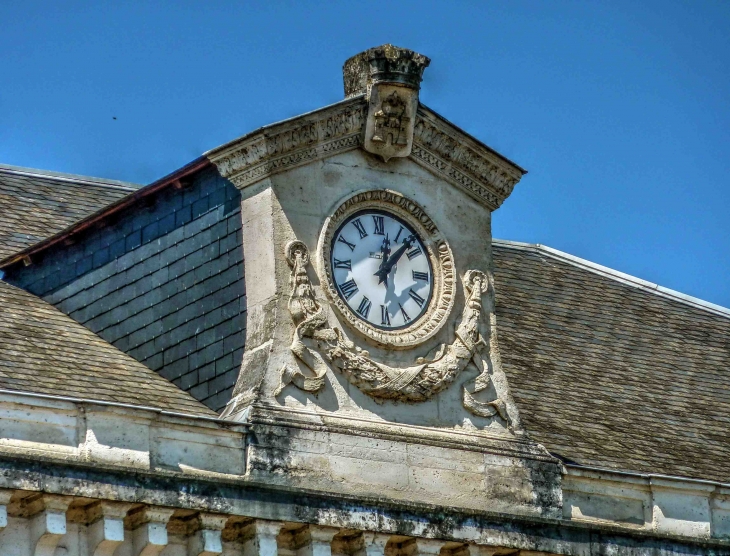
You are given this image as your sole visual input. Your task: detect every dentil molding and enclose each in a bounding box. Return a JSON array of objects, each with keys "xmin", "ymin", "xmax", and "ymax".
[{"xmin": 206, "ymin": 97, "xmax": 526, "ymax": 211}]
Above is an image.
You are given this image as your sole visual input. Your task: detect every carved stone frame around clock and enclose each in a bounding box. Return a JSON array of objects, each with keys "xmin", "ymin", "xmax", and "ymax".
[{"xmin": 317, "ymin": 189, "xmax": 455, "ymax": 349}]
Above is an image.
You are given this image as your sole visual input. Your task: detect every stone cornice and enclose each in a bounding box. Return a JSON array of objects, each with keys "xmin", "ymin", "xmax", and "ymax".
[
  {"xmin": 206, "ymin": 97, "xmax": 367, "ymax": 191},
  {"xmin": 412, "ymin": 105, "xmax": 526, "ymax": 210},
  {"xmin": 206, "ymin": 98, "xmax": 526, "ymax": 210}
]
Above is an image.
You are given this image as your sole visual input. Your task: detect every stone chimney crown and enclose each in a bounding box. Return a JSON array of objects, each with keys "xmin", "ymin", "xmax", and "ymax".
[{"xmin": 343, "ymin": 44, "xmax": 431, "ymax": 98}]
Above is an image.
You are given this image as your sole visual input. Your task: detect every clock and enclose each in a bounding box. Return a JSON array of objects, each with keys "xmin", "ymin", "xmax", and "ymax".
[
  {"xmin": 330, "ymin": 210, "xmax": 433, "ymax": 329},
  {"xmin": 318, "ymin": 190, "xmax": 455, "ymax": 349}
]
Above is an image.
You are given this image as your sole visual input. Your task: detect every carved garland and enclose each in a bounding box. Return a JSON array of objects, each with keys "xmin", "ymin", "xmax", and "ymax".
[
  {"xmin": 318, "ymin": 190, "xmax": 455, "ymax": 349},
  {"xmin": 277, "ymin": 241, "xmax": 509, "ymax": 423}
]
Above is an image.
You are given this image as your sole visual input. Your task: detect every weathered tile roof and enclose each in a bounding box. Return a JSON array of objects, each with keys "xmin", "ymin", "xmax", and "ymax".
[
  {"xmin": 0, "ymin": 164, "xmax": 138, "ymax": 260},
  {"xmin": 0, "ymin": 278, "xmax": 215, "ymax": 416},
  {"xmin": 494, "ymin": 240, "xmax": 730, "ymax": 483}
]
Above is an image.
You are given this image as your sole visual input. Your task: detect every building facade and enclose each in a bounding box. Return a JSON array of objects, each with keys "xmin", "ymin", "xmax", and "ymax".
[{"xmin": 0, "ymin": 45, "xmax": 728, "ymax": 555}]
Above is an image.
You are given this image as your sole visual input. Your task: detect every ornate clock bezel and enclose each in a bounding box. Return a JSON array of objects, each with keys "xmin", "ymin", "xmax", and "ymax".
[{"xmin": 317, "ymin": 189, "xmax": 455, "ymax": 349}]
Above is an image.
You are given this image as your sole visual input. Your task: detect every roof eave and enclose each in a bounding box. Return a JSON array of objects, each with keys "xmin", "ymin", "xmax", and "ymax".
[{"xmin": 0, "ymin": 156, "xmax": 211, "ymax": 269}]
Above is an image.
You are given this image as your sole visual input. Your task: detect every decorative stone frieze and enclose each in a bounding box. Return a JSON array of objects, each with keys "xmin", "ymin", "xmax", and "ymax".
[
  {"xmin": 278, "ymin": 237, "xmax": 519, "ymax": 428},
  {"xmin": 208, "ymin": 100, "xmax": 367, "ymax": 191},
  {"xmin": 410, "ymin": 108, "xmax": 524, "ymax": 210},
  {"xmin": 207, "ymin": 103, "xmax": 525, "ymax": 211}
]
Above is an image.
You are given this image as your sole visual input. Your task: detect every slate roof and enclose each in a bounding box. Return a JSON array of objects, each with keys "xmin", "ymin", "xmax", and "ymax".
[
  {"xmin": 493, "ymin": 240, "xmax": 730, "ymax": 483},
  {"xmin": 0, "ymin": 164, "xmax": 138, "ymax": 260},
  {"xmin": 0, "ymin": 278, "xmax": 215, "ymax": 416},
  {"xmin": 0, "ymin": 164, "xmax": 214, "ymax": 416}
]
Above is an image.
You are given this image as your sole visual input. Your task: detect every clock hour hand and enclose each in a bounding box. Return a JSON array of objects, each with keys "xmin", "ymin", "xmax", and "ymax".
[
  {"xmin": 374, "ymin": 234, "xmax": 415, "ymax": 285},
  {"xmin": 375, "ymin": 234, "xmax": 391, "ymax": 286}
]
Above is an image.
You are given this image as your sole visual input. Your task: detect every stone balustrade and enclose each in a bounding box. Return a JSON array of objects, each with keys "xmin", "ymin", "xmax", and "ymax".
[{"xmin": 0, "ymin": 491, "xmax": 535, "ymax": 556}]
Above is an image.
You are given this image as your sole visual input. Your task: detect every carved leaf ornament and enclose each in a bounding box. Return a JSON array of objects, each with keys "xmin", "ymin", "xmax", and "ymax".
[{"xmin": 277, "ymin": 241, "xmax": 511, "ymax": 425}]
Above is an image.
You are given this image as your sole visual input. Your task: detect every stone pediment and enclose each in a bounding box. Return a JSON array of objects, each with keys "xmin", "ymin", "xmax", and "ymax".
[{"xmin": 206, "ymin": 96, "xmax": 526, "ymax": 210}]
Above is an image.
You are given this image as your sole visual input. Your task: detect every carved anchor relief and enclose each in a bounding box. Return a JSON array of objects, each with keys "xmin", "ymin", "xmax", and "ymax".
[{"xmin": 277, "ymin": 241, "xmax": 511, "ymax": 425}]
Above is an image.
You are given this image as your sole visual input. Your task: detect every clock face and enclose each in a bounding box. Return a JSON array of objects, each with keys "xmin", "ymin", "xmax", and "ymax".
[{"xmin": 330, "ymin": 210, "xmax": 433, "ymax": 330}]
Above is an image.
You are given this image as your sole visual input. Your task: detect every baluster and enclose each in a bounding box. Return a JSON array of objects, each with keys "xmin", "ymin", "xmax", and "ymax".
[
  {"xmin": 188, "ymin": 513, "xmax": 228, "ymax": 556},
  {"xmin": 129, "ymin": 506, "xmax": 175, "ymax": 556},
  {"xmin": 243, "ymin": 520, "xmax": 282, "ymax": 556},
  {"xmin": 88, "ymin": 501, "xmax": 134, "ymax": 556},
  {"xmin": 30, "ymin": 495, "xmax": 71, "ymax": 556}
]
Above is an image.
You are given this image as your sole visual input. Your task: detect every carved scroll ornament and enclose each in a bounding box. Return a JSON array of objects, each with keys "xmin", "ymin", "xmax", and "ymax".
[{"xmin": 277, "ymin": 241, "xmax": 510, "ymax": 425}]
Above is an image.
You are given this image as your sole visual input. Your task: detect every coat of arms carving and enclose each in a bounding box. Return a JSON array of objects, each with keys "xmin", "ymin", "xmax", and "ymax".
[
  {"xmin": 371, "ymin": 91, "xmax": 410, "ymax": 147},
  {"xmin": 356, "ymin": 45, "xmax": 430, "ymax": 162}
]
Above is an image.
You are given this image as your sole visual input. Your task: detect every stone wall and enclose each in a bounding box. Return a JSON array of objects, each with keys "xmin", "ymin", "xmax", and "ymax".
[
  {"xmin": 1, "ymin": 389, "xmax": 728, "ymax": 552},
  {"xmin": 4, "ymin": 167, "xmax": 246, "ymax": 411}
]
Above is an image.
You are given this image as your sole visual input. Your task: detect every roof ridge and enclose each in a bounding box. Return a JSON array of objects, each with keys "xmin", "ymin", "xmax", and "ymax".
[
  {"xmin": 493, "ymin": 238, "xmax": 730, "ymax": 319},
  {"xmin": 0, "ymin": 163, "xmax": 141, "ymax": 192}
]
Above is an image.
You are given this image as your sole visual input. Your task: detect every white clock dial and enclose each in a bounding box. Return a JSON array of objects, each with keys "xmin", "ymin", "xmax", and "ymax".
[{"xmin": 330, "ymin": 210, "xmax": 433, "ymax": 329}]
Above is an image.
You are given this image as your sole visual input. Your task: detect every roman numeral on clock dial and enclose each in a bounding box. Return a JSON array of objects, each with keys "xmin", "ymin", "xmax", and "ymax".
[
  {"xmin": 412, "ymin": 270, "xmax": 429, "ymax": 282},
  {"xmin": 337, "ymin": 235, "xmax": 356, "ymax": 251},
  {"xmin": 408, "ymin": 288, "xmax": 426, "ymax": 308},
  {"xmin": 406, "ymin": 246, "xmax": 422, "ymax": 260},
  {"xmin": 352, "ymin": 218, "xmax": 368, "ymax": 239},
  {"xmin": 380, "ymin": 305, "xmax": 390, "ymax": 326},
  {"xmin": 338, "ymin": 279, "xmax": 358, "ymax": 300},
  {"xmin": 333, "ymin": 258, "xmax": 351, "ymax": 270},
  {"xmin": 399, "ymin": 303, "xmax": 411, "ymax": 323},
  {"xmin": 394, "ymin": 226, "xmax": 405, "ymax": 243},
  {"xmin": 372, "ymin": 215, "xmax": 385, "ymax": 235},
  {"xmin": 356, "ymin": 296, "xmax": 372, "ymax": 318}
]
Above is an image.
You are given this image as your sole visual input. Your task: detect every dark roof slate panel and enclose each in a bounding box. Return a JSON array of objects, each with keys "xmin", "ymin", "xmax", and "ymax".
[
  {"xmin": 494, "ymin": 242, "xmax": 730, "ymax": 483},
  {"xmin": 0, "ymin": 279, "xmax": 215, "ymax": 416},
  {"xmin": 0, "ymin": 166, "xmax": 135, "ymax": 260}
]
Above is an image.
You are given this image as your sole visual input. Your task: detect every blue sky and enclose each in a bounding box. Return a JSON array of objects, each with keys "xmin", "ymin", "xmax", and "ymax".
[{"xmin": 2, "ymin": 1, "xmax": 729, "ymax": 307}]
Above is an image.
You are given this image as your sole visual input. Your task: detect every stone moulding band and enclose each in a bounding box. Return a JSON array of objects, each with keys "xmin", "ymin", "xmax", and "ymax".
[
  {"xmin": 250, "ymin": 403, "xmax": 556, "ymax": 462},
  {"xmin": 207, "ymin": 98, "xmax": 525, "ymax": 210}
]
